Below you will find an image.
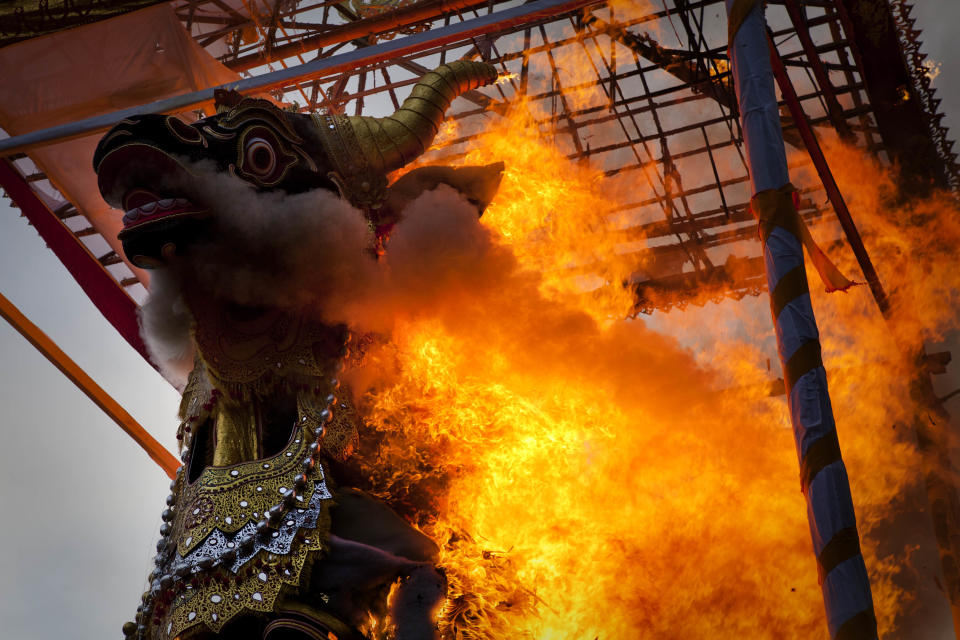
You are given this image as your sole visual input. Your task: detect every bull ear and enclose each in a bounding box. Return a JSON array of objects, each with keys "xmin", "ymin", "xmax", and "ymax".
[{"xmin": 385, "ymin": 162, "xmax": 505, "ymax": 221}]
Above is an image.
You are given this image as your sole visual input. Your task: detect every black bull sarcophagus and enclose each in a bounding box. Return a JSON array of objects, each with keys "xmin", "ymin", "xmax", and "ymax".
[{"xmin": 94, "ymin": 61, "xmax": 504, "ymax": 640}]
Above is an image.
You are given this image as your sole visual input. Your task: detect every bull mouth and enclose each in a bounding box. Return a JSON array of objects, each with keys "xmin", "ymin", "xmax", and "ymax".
[
  {"xmin": 118, "ymin": 190, "xmax": 209, "ymax": 239},
  {"xmin": 98, "ymin": 143, "xmax": 212, "ymax": 235},
  {"xmin": 97, "ymin": 143, "xmax": 215, "ymax": 268}
]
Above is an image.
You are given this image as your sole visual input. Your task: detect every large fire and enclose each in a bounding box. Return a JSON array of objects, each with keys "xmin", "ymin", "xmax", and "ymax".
[{"xmin": 342, "ymin": 29, "xmax": 960, "ymax": 640}]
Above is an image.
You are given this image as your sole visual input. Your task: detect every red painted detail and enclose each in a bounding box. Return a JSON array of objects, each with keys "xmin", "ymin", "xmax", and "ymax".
[{"xmin": 0, "ymin": 158, "xmax": 154, "ymax": 366}]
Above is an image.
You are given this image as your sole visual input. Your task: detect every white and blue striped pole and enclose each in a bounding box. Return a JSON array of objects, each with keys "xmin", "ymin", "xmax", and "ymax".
[{"xmin": 724, "ymin": 1, "xmax": 877, "ymax": 637}]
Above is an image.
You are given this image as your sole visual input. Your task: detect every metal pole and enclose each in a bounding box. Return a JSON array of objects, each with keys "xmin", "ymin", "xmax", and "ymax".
[
  {"xmin": 0, "ymin": 291, "xmax": 179, "ymax": 479},
  {"xmin": 780, "ymin": 0, "xmax": 852, "ymax": 141},
  {"xmin": 0, "ymin": 0, "xmax": 603, "ymax": 158},
  {"xmin": 766, "ymin": 36, "xmax": 889, "ymax": 315},
  {"xmin": 725, "ymin": 1, "xmax": 877, "ymax": 638},
  {"xmin": 227, "ymin": 0, "xmax": 494, "ymax": 72}
]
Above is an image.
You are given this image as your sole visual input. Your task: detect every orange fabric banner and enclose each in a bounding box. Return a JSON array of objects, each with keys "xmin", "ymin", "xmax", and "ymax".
[{"xmin": 751, "ymin": 184, "xmax": 860, "ymax": 293}]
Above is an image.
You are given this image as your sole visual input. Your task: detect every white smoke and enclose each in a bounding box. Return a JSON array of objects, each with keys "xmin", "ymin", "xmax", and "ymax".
[
  {"xmin": 138, "ymin": 268, "xmax": 195, "ymax": 390},
  {"xmin": 330, "ymin": 184, "xmax": 516, "ymax": 331},
  {"xmin": 137, "ymin": 165, "xmax": 514, "ymax": 369},
  {"xmin": 177, "ymin": 162, "xmax": 377, "ymax": 311}
]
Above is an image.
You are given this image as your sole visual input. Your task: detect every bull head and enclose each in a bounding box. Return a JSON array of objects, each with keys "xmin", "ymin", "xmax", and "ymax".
[{"xmin": 94, "ymin": 61, "xmax": 503, "ymax": 268}]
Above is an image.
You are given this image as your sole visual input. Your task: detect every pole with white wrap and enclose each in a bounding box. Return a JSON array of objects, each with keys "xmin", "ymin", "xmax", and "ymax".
[{"xmin": 724, "ymin": 1, "xmax": 877, "ymax": 637}]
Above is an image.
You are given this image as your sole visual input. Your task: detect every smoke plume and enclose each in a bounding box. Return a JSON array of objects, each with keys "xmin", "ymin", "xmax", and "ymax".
[{"xmin": 138, "ymin": 163, "xmax": 519, "ymax": 373}]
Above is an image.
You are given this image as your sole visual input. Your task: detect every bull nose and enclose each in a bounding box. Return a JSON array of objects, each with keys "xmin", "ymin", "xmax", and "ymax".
[{"xmin": 96, "ymin": 143, "xmax": 197, "ymax": 208}]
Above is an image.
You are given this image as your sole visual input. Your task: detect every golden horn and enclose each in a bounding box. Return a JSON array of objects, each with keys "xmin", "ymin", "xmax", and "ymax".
[{"xmin": 347, "ymin": 60, "xmax": 498, "ymax": 173}]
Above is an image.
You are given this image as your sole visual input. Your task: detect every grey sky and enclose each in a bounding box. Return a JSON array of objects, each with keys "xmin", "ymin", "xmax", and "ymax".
[{"xmin": 2, "ymin": 3, "xmax": 960, "ymax": 638}]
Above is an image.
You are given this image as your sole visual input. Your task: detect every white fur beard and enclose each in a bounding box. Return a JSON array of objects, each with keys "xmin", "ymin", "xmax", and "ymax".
[{"xmin": 138, "ymin": 269, "xmax": 195, "ymax": 391}]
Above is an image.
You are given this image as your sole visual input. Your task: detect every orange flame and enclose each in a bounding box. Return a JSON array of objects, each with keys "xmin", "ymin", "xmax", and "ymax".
[{"xmin": 349, "ymin": 37, "xmax": 960, "ymax": 639}]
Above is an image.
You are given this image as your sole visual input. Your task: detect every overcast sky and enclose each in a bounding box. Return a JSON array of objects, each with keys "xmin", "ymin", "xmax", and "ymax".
[{"xmin": 2, "ymin": 3, "xmax": 960, "ymax": 639}]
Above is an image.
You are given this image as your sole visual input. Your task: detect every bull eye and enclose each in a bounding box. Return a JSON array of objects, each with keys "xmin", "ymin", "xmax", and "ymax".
[{"xmin": 244, "ymin": 137, "xmax": 276, "ymax": 176}]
